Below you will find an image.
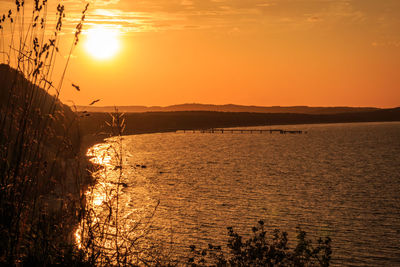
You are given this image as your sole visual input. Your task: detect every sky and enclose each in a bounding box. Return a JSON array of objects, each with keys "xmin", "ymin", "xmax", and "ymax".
[{"xmin": 1, "ymin": 0, "xmax": 400, "ymax": 107}]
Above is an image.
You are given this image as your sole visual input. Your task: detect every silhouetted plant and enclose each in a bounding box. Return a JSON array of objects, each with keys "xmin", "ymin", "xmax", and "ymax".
[
  {"xmin": 188, "ymin": 220, "xmax": 331, "ymax": 267},
  {"xmin": 76, "ymin": 108, "xmax": 163, "ymax": 266},
  {"xmin": 0, "ymin": 0, "xmax": 89, "ymax": 265}
]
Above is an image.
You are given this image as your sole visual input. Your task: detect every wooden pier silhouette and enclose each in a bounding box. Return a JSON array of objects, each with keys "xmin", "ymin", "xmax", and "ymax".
[{"xmin": 178, "ymin": 128, "xmax": 305, "ymax": 134}]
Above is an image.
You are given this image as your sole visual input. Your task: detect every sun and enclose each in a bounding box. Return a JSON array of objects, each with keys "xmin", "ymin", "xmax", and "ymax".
[{"xmin": 85, "ymin": 26, "xmax": 120, "ymax": 60}]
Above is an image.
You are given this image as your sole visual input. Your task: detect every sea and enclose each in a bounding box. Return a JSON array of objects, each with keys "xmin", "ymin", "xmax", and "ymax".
[{"xmin": 83, "ymin": 122, "xmax": 400, "ymax": 265}]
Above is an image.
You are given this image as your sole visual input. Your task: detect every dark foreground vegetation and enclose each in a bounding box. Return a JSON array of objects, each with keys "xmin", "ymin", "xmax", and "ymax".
[
  {"xmin": 188, "ymin": 220, "xmax": 331, "ymax": 267},
  {"xmin": 0, "ymin": 1, "xmax": 91, "ymax": 265},
  {"xmin": 1, "ymin": 1, "xmax": 331, "ymax": 266},
  {"xmin": 0, "ymin": 63, "xmax": 86, "ymax": 264}
]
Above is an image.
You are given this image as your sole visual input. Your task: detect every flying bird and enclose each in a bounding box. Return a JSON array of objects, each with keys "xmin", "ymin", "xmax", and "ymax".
[
  {"xmin": 89, "ymin": 99, "xmax": 101, "ymax": 105},
  {"xmin": 72, "ymin": 83, "xmax": 80, "ymax": 91}
]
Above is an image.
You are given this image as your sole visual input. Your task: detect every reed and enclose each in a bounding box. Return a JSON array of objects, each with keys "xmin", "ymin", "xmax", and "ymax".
[
  {"xmin": 0, "ymin": 1, "xmax": 89, "ymax": 265},
  {"xmin": 75, "ymin": 109, "xmax": 166, "ymax": 266}
]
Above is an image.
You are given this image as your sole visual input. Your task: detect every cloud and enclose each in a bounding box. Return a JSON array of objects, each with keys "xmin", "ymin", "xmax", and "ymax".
[
  {"xmin": 181, "ymin": 0, "xmax": 193, "ymax": 6},
  {"xmin": 83, "ymin": 8, "xmax": 187, "ymax": 32},
  {"xmin": 1, "ymin": 0, "xmax": 397, "ymax": 36},
  {"xmin": 94, "ymin": 0, "xmax": 120, "ymax": 6},
  {"xmin": 307, "ymin": 16, "xmax": 322, "ymax": 23},
  {"xmin": 79, "ymin": 0, "xmax": 372, "ymax": 33},
  {"xmin": 372, "ymin": 40, "xmax": 400, "ymax": 48}
]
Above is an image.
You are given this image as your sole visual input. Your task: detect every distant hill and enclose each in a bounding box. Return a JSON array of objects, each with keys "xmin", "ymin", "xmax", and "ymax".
[{"xmin": 75, "ymin": 103, "xmax": 381, "ymax": 115}]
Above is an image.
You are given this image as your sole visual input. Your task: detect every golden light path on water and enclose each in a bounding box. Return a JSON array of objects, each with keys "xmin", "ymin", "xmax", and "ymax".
[{"xmin": 74, "ymin": 139, "xmax": 161, "ymax": 264}]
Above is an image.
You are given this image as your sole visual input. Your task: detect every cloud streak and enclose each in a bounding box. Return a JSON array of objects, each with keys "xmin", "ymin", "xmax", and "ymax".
[{"xmin": 1, "ymin": 0, "xmax": 399, "ymax": 38}]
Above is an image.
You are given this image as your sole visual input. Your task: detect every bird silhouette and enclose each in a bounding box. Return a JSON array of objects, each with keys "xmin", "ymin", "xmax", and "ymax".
[
  {"xmin": 72, "ymin": 84, "xmax": 81, "ymax": 91},
  {"xmin": 89, "ymin": 99, "xmax": 101, "ymax": 105},
  {"xmin": 72, "ymin": 83, "xmax": 80, "ymax": 91}
]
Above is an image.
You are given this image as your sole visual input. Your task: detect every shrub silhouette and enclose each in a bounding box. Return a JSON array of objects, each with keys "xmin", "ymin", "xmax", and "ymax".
[{"xmin": 188, "ymin": 220, "xmax": 331, "ymax": 267}]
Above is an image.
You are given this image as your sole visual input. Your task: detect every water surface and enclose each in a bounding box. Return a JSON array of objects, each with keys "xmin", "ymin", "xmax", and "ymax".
[{"xmin": 86, "ymin": 122, "xmax": 400, "ymax": 265}]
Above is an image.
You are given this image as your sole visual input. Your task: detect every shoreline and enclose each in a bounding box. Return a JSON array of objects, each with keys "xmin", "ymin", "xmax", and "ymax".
[
  {"xmin": 80, "ymin": 119, "xmax": 400, "ymax": 148},
  {"xmin": 78, "ymin": 109, "xmax": 400, "ymax": 143}
]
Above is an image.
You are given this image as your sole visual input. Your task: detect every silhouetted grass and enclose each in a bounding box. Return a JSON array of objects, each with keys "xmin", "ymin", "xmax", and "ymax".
[{"xmin": 0, "ymin": 1, "xmax": 89, "ymax": 265}]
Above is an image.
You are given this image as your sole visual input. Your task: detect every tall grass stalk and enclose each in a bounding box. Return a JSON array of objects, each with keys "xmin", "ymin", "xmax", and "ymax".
[
  {"xmin": 76, "ymin": 108, "xmax": 164, "ymax": 266},
  {"xmin": 0, "ymin": 1, "xmax": 89, "ymax": 264}
]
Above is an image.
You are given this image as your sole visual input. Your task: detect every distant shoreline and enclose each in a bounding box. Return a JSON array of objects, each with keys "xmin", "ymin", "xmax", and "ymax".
[
  {"xmin": 78, "ymin": 109, "xmax": 400, "ymax": 148},
  {"xmin": 75, "ymin": 103, "xmax": 387, "ymax": 115}
]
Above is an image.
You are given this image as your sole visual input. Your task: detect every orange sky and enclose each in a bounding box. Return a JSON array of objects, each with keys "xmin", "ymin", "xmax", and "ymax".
[{"xmin": 1, "ymin": 0, "xmax": 400, "ymax": 107}]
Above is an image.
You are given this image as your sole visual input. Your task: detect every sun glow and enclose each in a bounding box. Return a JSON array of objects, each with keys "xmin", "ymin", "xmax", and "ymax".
[{"xmin": 85, "ymin": 26, "xmax": 120, "ymax": 60}]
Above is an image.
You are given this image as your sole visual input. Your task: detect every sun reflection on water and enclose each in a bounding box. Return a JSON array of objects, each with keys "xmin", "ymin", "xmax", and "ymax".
[{"xmin": 74, "ymin": 139, "xmax": 160, "ymax": 264}]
